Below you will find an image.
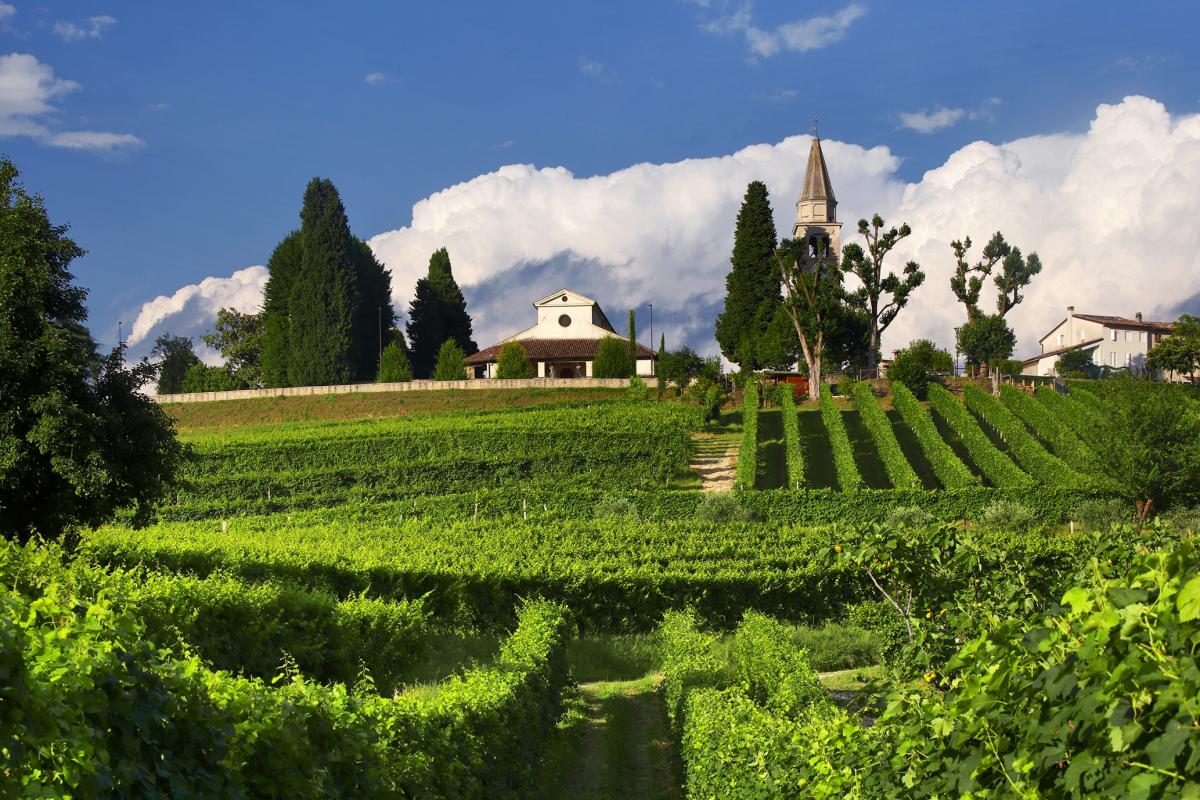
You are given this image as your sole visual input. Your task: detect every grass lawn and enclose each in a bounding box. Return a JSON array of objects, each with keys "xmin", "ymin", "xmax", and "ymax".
[{"xmin": 164, "ymin": 387, "xmax": 629, "ymax": 432}]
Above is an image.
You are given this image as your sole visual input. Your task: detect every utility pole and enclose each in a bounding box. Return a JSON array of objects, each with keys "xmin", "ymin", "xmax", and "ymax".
[
  {"xmin": 649, "ymin": 303, "xmax": 654, "ymax": 376},
  {"xmin": 378, "ymin": 306, "xmax": 382, "ymax": 374}
]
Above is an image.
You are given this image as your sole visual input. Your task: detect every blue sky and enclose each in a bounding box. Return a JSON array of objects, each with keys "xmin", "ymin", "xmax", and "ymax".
[{"xmin": 2, "ymin": 1, "xmax": 1197, "ymax": 357}]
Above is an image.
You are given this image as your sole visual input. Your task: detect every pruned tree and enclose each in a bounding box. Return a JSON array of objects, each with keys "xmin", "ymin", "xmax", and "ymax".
[
  {"xmin": 840, "ymin": 214, "xmax": 924, "ymax": 370},
  {"xmin": 949, "ymin": 232, "xmax": 1009, "ymax": 322},
  {"xmin": 627, "ymin": 309, "xmax": 637, "ymax": 372},
  {"xmin": 994, "ymin": 247, "xmax": 1043, "ymax": 317},
  {"xmin": 775, "ymin": 238, "xmax": 848, "ymax": 402},
  {"xmin": 431, "ymin": 339, "xmax": 468, "ymax": 381},
  {"xmin": 377, "ymin": 337, "xmax": 413, "ymax": 382}
]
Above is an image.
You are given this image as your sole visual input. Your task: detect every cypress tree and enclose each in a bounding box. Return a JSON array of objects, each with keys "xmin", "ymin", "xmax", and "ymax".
[
  {"xmin": 406, "ymin": 248, "xmax": 476, "ymax": 378},
  {"xmin": 259, "ymin": 231, "xmax": 303, "ymax": 387},
  {"xmin": 656, "ymin": 333, "xmax": 666, "ymax": 398},
  {"xmin": 431, "ymin": 339, "xmax": 468, "ymax": 381},
  {"xmin": 287, "ymin": 178, "xmax": 359, "ymax": 386},
  {"xmin": 376, "ymin": 337, "xmax": 413, "ymax": 382},
  {"xmin": 350, "ymin": 237, "xmax": 395, "ymax": 382},
  {"xmin": 715, "ymin": 181, "xmax": 780, "ymax": 370},
  {"xmin": 628, "ymin": 309, "xmax": 637, "ymax": 372}
]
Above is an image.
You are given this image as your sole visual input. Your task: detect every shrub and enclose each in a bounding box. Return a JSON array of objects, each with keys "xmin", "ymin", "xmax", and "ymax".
[
  {"xmin": 702, "ymin": 385, "xmax": 721, "ymax": 422},
  {"xmin": 431, "ymin": 339, "xmax": 468, "ymax": 381},
  {"xmin": 182, "ymin": 362, "xmax": 245, "ymax": 393},
  {"xmin": 731, "ymin": 611, "xmax": 827, "ymax": 717},
  {"xmin": 495, "ymin": 341, "xmax": 535, "ymax": 379},
  {"xmin": 376, "ymin": 339, "xmax": 413, "ymax": 382},
  {"xmin": 885, "ymin": 505, "xmax": 933, "ymax": 528},
  {"xmin": 1072, "ymin": 497, "xmax": 1132, "ymax": 530},
  {"xmin": 979, "ymin": 499, "xmax": 1039, "ymax": 530},
  {"xmin": 593, "ymin": 494, "xmax": 639, "ymax": 521},
  {"xmin": 847, "ymin": 600, "xmax": 911, "ymax": 672},
  {"xmin": 836, "ymin": 372, "xmax": 854, "ymax": 397},
  {"xmin": 694, "ymin": 492, "xmax": 754, "ymax": 523},
  {"xmin": 592, "ymin": 336, "xmax": 632, "ymax": 378},
  {"xmin": 734, "ymin": 382, "xmax": 758, "ymax": 490},
  {"xmin": 888, "ymin": 347, "xmax": 931, "ymax": 399},
  {"xmin": 658, "ymin": 609, "xmax": 724, "ymax": 726}
]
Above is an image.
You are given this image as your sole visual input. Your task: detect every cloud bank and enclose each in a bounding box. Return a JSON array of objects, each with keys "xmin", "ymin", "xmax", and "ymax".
[{"xmin": 127, "ymin": 96, "xmax": 1200, "ymax": 370}]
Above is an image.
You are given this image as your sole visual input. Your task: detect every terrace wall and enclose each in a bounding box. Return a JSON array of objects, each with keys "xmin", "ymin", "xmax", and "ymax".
[{"xmin": 155, "ymin": 377, "xmax": 633, "ymax": 404}]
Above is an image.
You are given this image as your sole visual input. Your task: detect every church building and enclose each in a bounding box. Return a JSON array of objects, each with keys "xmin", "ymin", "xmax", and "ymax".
[
  {"xmin": 465, "ymin": 288, "xmax": 657, "ymax": 379},
  {"xmin": 793, "ymin": 131, "xmax": 841, "ymax": 261}
]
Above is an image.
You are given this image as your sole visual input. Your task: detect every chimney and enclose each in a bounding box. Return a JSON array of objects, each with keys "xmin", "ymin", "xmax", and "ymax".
[
  {"xmin": 1067, "ymin": 305, "xmax": 1074, "ymax": 317},
  {"xmin": 1136, "ymin": 312, "xmax": 1143, "ymax": 323}
]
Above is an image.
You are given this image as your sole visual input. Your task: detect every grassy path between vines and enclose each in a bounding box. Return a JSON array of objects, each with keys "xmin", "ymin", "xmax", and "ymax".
[{"xmin": 533, "ymin": 675, "xmax": 682, "ymax": 800}]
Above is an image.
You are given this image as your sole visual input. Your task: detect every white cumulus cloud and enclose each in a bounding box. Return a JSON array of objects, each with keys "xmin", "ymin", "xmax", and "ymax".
[
  {"xmin": 125, "ymin": 267, "xmax": 268, "ymax": 363},
  {"xmin": 52, "ymin": 15, "xmax": 116, "ymax": 42},
  {"xmin": 365, "ymin": 72, "xmax": 385, "ymax": 85},
  {"xmin": 127, "ymin": 96, "xmax": 1200, "ymax": 370},
  {"xmin": 0, "ymin": 53, "xmax": 142, "ymax": 150},
  {"xmin": 898, "ymin": 106, "xmax": 967, "ymax": 134},
  {"xmin": 706, "ymin": 2, "xmax": 866, "ymax": 58}
]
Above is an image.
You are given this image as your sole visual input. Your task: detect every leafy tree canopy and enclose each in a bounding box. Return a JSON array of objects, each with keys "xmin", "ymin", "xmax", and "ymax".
[
  {"xmin": 407, "ymin": 248, "xmax": 476, "ymax": 379},
  {"xmin": 1146, "ymin": 314, "xmax": 1200, "ymax": 382},
  {"xmin": 840, "ymin": 214, "xmax": 925, "ymax": 369},
  {"xmin": 957, "ymin": 314, "xmax": 1016, "ymax": 372},
  {"xmin": 496, "ymin": 341, "xmax": 535, "ymax": 379},
  {"xmin": 151, "ymin": 333, "xmax": 200, "ymax": 395},
  {"xmin": 181, "ymin": 363, "xmax": 245, "ymax": 393},
  {"xmin": 0, "ymin": 158, "xmax": 182, "ymax": 539},
  {"xmin": 887, "ymin": 339, "xmax": 953, "ymax": 400},
  {"xmin": 1056, "ymin": 347, "xmax": 1099, "ymax": 379},
  {"xmin": 660, "ymin": 346, "xmax": 704, "ymax": 387},
  {"xmin": 201, "ymin": 308, "xmax": 263, "ymax": 387}
]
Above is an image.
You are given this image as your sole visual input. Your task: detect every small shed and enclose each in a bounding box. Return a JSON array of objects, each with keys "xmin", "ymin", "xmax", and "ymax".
[{"xmin": 761, "ymin": 371, "xmax": 809, "ymax": 398}]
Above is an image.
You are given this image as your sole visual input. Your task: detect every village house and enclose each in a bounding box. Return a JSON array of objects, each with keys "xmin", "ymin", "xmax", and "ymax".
[
  {"xmin": 1022, "ymin": 306, "xmax": 1178, "ymax": 378},
  {"xmin": 465, "ymin": 289, "xmax": 657, "ymax": 379}
]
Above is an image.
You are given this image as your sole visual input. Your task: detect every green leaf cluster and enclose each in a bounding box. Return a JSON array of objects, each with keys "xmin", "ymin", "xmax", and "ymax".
[
  {"xmin": 963, "ymin": 383, "xmax": 1089, "ymax": 487},
  {"xmin": 889, "ymin": 381, "xmax": 979, "ymax": 489},
  {"xmin": 928, "ymin": 383, "xmax": 1030, "ymax": 487},
  {"xmin": 820, "ymin": 383, "xmax": 864, "ymax": 489},
  {"xmin": 780, "ymin": 388, "xmax": 805, "ymax": 488},
  {"xmin": 734, "ymin": 382, "xmax": 758, "ymax": 490},
  {"xmin": 851, "ymin": 381, "xmax": 921, "ymax": 489}
]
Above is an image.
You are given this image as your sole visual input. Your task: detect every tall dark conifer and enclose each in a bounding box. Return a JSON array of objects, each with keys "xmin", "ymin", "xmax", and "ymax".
[
  {"xmin": 406, "ymin": 247, "xmax": 476, "ymax": 378},
  {"xmin": 715, "ymin": 181, "xmax": 780, "ymax": 370},
  {"xmin": 350, "ymin": 237, "xmax": 396, "ymax": 381},
  {"xmin": 287, "ymin": 178, "xmax": 359, "ymax": 386},
  {"xmin": 259, "ymin": 230, "xmax": 302, "ymax": 387}
]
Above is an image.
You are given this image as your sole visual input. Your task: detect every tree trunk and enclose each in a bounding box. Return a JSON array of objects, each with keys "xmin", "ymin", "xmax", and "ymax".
[{"xmin": 807, "ymin": 352, "xmax": 821, "ymax": 403}]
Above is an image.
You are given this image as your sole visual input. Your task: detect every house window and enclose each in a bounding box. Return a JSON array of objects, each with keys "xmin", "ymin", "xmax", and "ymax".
[
  {"xmin": 1110, "ymin": 351, "xmax": 1117, "ymax": 367},
  {"xmin": 1110, "ymin": 330, "xmax": 1117, "ymax": 341},
  {"xmin": 1126, "ymin": 353, "xmax": 1132, "ymax": 367},
  {"xmin": 1139, "ymin": 331, "xmax": 1145, "ymax": 343},
  {"xmin": 1125, "ymin": 331, "xmax": 1132, "ymax": 343},
  {"xmin": 1058, "ymin": 334, "xmax": 1064, "ymax": 346}
]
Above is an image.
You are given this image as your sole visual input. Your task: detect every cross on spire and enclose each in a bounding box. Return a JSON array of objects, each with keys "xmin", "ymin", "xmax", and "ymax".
[{"xmin": 809, "ymin": 117, "xmax": 819, "ymax": 137}]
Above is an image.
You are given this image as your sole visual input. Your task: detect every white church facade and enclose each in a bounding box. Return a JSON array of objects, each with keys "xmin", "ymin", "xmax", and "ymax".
[{"xmin": 466, "ymin": 289, "xmax": 656, "ymax": 378}]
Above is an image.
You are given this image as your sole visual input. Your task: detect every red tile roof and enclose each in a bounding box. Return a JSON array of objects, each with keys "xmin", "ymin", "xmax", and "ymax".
[
  {"xmin": 1072, "ymin": 313, "xmax": 1174, "ymax": 332},
  {"xmin": 466, "ymin": 337, "xmax": 658, "ymax": 365}
]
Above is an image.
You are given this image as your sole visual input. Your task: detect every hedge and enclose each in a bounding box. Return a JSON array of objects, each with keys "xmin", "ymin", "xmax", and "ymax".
[
  {"xmin": 780, "ymin": 388, "xmax": 805, "ymax": 489},
  {"xmin": 1, "ymin": 539, "xmax": 572, "ymax": 799},
  {"xmin": 819, "ymin": 383, "xmax": 865, "ymax": 490},
  {"xmin": 1035, "ymin": 385, "xmax": 1103, "ymax": 439},
  {"xmin": 133, "ymin": 572, "xmax": 429, "ymax": 693},
  {"xmin": 734, "ymin": 383, "xmax": 759, "ymax": 490},
  {"xmin": 850, "ymin": 382, "xmax": 921, "ymax": 489},
  {"xmin": 889, "ymin": 381, "xmax": 980, "ymax": 489},
  {"xmin": 962, "ymin": 383, "xmax": 1088, "ymax": 487},
  {"xmin": 1000, "ymin": 384, "xmax": 1099, "ymax": 473},
  {"xmin": 928, "ymin": 383, "xmax": 1031, "ymax": 488}
]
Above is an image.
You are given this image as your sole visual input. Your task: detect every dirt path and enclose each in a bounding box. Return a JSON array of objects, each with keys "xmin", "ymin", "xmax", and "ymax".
[
  {"xmin": 690, "ymin": 433, "xmax": 738, "ymax": 492},
  {"xmin": 534, "ymin": 676, "xmax": 682, "ymax": 800}
]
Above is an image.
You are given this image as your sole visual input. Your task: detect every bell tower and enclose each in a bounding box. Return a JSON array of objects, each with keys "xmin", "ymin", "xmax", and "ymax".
[{"xmin": 792, "ymin": 124, "xmax": 841, "ymax": 262}]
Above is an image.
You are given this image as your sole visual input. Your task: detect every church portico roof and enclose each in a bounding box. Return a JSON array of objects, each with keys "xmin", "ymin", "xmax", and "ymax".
[{"xmin": 466, "ymin": 337, "xmax": 657, "ymax": 365}]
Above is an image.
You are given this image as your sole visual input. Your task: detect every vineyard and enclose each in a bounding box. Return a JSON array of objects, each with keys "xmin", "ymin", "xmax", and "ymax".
[{"xmin": 6, "ymin": 384, "xmax": 1200, "ymax": 798}]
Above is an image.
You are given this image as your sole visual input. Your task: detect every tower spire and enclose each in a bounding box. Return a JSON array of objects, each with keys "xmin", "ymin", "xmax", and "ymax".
[{"xmin": 793, "ymin": 128, "xmax": 841, "ymax": 259}]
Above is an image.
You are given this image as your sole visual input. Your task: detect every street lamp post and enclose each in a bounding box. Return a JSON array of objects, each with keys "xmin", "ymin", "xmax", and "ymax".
[
  {"xmin": 378, "ymin": 306, "xmax": 383, "ymax": 375},
  {"xmin": 117, "ymin": 320, "xmax": 123, "ymax": 347},
  {"xmin": 649, "ymin": 303, "xmax": 654, "ymax": 376}
]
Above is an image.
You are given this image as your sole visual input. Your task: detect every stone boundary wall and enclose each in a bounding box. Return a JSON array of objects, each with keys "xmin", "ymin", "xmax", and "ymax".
[{"xmin": 154, "ymin": 377, "xmax": 633, "ymax": 404}]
